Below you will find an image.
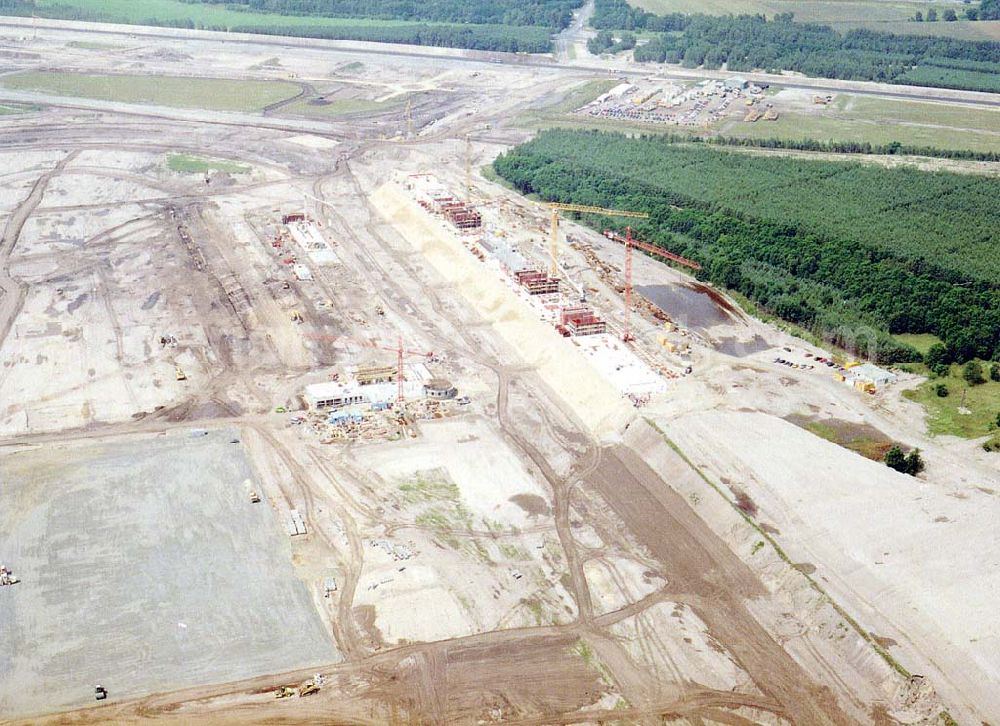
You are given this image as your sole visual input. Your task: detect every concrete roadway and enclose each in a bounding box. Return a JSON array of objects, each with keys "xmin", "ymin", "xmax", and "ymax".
[{"xmin": 2, "ymin": 16, "xmax": 1000, "ymax": 109}]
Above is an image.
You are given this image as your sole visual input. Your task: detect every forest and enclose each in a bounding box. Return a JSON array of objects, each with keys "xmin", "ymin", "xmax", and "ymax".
[
  {"xmin": 179, "ymin": 0, "xmax": 581, "ymax": 28},
  {"xmin": 224, "ymin": 21, "xmax": 553, "ymax": 51},
  {"xmin": 492, "ymin": 130, "xmax": 1000, "ymax": 364},
  {"xmin": 592, "ymin": 0, "xmax": 1000, "ymax": 93}
]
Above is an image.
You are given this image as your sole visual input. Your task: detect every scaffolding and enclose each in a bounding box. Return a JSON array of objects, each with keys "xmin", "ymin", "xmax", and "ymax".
[
  {"xmin": 559, "ymin": 306, "xmax": 606, "ymax": 336},
  {"xmin": 354, "ymin": 364, "xmax": 398, "ymax": 385},
  {"xmin": 514, "ymin": 270, "xmax": 560, "ymax": 295}
]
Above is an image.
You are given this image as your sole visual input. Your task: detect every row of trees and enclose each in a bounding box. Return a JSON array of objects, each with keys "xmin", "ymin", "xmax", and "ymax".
[
  {"xmin": 493, "ymin": 130, "xmax": 1000, "ymax": 364},
  {"xmin": 662, "ymin": 133, "xmax": 1000, "ymax": 162},
  {"xmin": 181, "ymin": 0, "xmax": 582, "ymax": 28},
  {"xmin": 591, "ymin": 0, "xmax": 688, "ymax": 31}
]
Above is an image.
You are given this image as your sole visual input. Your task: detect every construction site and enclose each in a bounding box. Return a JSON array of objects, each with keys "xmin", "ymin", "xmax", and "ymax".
[
  {"xmin": 577, "ymin": 77, "xmax": 778, "ymax": 127},
  {"xmin": 1, "ymin": 14, "xmax": 998, "ymax": 726}
]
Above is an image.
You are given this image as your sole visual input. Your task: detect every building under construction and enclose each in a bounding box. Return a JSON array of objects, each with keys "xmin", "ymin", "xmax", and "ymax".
[
  {"xmin": 558, "ymin": 306, "xmax": 607, "ymax": 336},
  {"xmin": 420, "ymin": 195, "xmax": 481, "ymax": 230},
  {"xmin": 354, "ymin": 364, "xmax": 398, "ymax": 385},
  {"xmin": 514, "ymin": 270, "xmax": 560, "ymax": 295}
]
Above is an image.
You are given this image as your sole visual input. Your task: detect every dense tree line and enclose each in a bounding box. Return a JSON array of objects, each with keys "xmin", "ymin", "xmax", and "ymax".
[
  {"xmin": 608, "ymin": 12, "xmax": 1000, "ymax": 93},
  {"xmin": 587, "ymin": 29, "xmax": 635, "ymax": 54},
  {"xmin": 591, "ymin": 0, "xmax": 688, "ymax": 31},
  {"xmin": 981, "ymin": 0, "xmax": 1000, "ymax": 20},
  {"xmin": 693, "ymin": 134, "xmax": 1000, "ymax": 162},
  {"xmin": 181, "ymin": 0, "xmax": 581, "ymax": 28},
  {"xmin": 225, "ymin": 21, "xmax": 553, "ymax": 51},
  {"xmin": 492, "ymin": 130, "xmax": 1000, "ymax": 363}
]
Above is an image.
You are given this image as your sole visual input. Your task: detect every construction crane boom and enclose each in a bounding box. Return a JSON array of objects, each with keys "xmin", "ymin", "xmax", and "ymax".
[
  {"xmin": 545, "ymin": 203, "xmax": 649, "ymax": 277},
  {"xmin": 602, "ymin": 229, "xmax": 701, "ymax": 271},
  {"xmin": 603, "ymin": 228, "xmax": 701, "ymax": 343},
  {"xmin": 304, "ymin": 333, "xmax": 433, "ymax": 403}
]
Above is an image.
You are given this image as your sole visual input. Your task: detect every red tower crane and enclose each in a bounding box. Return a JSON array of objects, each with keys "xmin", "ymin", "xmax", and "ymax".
[
  {"xmin": 603, "ymin": 228, "xmax": 701, "ymax": 343},
  {"xmin": 305, "ymin": 333, "xmax": 434, "ymax": 404}
]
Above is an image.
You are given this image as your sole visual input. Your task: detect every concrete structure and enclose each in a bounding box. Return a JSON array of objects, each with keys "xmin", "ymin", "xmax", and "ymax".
[
  {"xmin": 306, "ymin": 380, "xmax": 367, "ymax": 409},
  {"xmin": 424, "ymin": 378, "xmax": 457, "ymax": 400}
]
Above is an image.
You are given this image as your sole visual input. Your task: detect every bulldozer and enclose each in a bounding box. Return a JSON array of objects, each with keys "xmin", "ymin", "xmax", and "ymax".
[
  {"xmin": 175, "ymin": 366, "xmax": 187, "ymax": 381},
  {"xmin": 298, "ymin": 681, "xmax": 320, "ymax": 697},
  {"xmin": 275, "ymin": 686, "xmax": 296, "ymax": 699}
]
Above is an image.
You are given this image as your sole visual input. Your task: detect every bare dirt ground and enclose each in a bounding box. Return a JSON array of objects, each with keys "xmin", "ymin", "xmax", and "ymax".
[{"xmin": 0, "ymin": 18, "xmax": 991, "ymax": 726}]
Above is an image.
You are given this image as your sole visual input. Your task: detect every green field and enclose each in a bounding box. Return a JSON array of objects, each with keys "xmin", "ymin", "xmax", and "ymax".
[
  {"xmin": 283, "ymin": 97, "xmax": 401, "ymax": 118},
  {"xmin": 0, "ymin": 102, "xmax": 39, "ymax": 115},
  {"xmin": 0, "ymin": 71, "xmax": 300, "ymax": 112},
  {"xmin": 29, "ymin": 0, "xmax": 418, "ymax": 30},
  {"xmin": 166, "ymin": 153, "xmax": 251, "ymax": 174},
  {"xmin": 893, "ymin": 333, "xmax": 944, "ymax": 356},
  {"xmin": 903, "ymin": 363, "xmax": 1000, "ymax": 438},
  {"xmin": 720, "ymin": 96, "xmax": 1000, "ymax": 154}
]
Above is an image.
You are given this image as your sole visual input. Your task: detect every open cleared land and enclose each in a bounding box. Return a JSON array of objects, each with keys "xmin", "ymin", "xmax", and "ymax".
[
  {"xmin": 0, "ymin": 430, "xmax": 337, "ymax": 718},
  {"xmin": 0, "ymin": 15, "xmax": 998, "ymax": 726},
  {"xmin": 0, "ymin": 71, "xmax": 301, "ymax": 112}
]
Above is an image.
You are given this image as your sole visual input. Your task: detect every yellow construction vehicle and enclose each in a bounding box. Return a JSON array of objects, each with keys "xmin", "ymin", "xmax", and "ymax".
[
  {"xmin": 175, "ymin": 366, "xmax": 187, "ymax": 381},
  {"xmin": 275, "ymin": 687, "xmax": 295, "ymax": 699},
  {"xmin": 290, "ymin": 310, "xmax": 303, "ymax": 323},
  {"xmin": 299, "ymin": 681, "xmax": 320, "ymax": 697}
]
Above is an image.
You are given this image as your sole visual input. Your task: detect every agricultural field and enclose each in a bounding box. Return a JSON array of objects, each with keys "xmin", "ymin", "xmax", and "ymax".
[
  {"xmin": 0, "ymin": 71, "xmax": 300, "ymax": 113},
  {"xmin": 719, "ymin": 93, "xmax": 1000, "ymax": 154}
]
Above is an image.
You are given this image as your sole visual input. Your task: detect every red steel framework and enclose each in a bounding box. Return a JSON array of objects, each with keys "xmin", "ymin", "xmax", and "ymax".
[{"xmin": 603, "ymin": 228, "xmax": 701, "ymax": 342}]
